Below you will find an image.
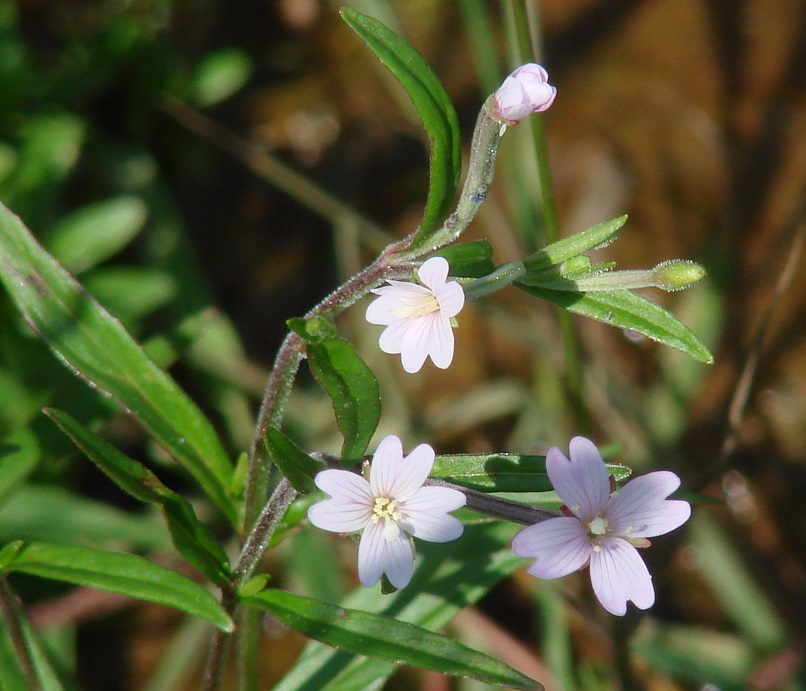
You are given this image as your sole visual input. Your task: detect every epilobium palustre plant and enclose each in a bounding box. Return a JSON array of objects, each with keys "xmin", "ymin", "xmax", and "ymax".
[{"xmin": 0, "ymin": 8, "xmax": 712, "ymax": 691}]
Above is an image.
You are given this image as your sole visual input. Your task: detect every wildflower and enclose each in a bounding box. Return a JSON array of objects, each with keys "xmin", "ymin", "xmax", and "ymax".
[
  {"xmin": 492, "ymin": 63, "xmax": 557, "ymax": 124},
  {"xmin": 511, "ymin": 437, "xmax": 691, "ymax": 616},
  {"xmin": 366, "ymin": 256, "xmax": 465, "ymax": 373},
  {"xmin": 307, "ymin": 435, "xmax": 466, "ymax": 588}
]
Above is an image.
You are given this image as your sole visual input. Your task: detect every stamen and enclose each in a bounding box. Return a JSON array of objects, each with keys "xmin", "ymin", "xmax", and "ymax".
[{"xmin": 588, "ymin": 516, "xmax": 609, "ymax": 536}]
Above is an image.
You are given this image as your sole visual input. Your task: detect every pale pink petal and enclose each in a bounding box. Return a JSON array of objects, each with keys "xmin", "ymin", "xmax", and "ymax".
[
  {"xmin": 377, "ymin": 319, "xmax": 408, "ymax": 355},
  {"xmin": 365, "ymin": 294, "xmax": 399, "ymax": 325},
  {"xmin": 383, "ymin": 443, "xmax": 435, "ymax": 501},
  {"xmin": 511, "ymin": 517, "xmax": 592, "ymax": 579},
  {"xmin": 426, "ymin": 315, "xmax": 455, "ymax": 370},
  {"xmin": 435, "ymin": 280, "xmax": 465, "ymax": 318},
  {"xmin": 512, "ymin": 63, "xmax": 549, "ymax": 81},
  {"xmin": 589, "ymin": 537, "xmax": 654, "ymax": 616},
  {"xmin": 369, "ymin": 435, "xmax": 404, "ymax": 497},
  {"xmin": 357, "ymin": 521, "xmax": 414, "ymax": 588},
  {"xmin": 400, "ymin": 486, "xmax": 466, "ymax": 541},
  {"xmin": 399, "ymin": 314, "xmax": 436, "ymax": 373},
  {"xmin": 607, "ymin": 471, "xmax": 691, "ymax": 538},
  {"xmin": 546, "ymin": 437, "xmax": 610, "ymax": 521},
  {"xmin": 417, "ymin": 257, "xmax": 449, "ymax": 290},
  {"xmin": 307, "ymin": 499, "xmax": 370, "ymax": 534},
  {"xmin": 314, "ymin": 469, "xmax": 372, "ymax": 504}
]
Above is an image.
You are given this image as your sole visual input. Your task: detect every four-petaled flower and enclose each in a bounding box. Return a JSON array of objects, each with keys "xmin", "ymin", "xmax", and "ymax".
[
  {"xmin": 511, "ymin": 436, "xmax": 691, "ymax": 616},
  {"xmin": 365, "ymin": 256, "xmax": 465, "ymax": 373},
  {"xmin": 307, "ymin": 435, "xmax": 466, "ymax": 589},
  {"xmin": 492, "ymin": 63, "xmax": 557, "ymax": 125}
]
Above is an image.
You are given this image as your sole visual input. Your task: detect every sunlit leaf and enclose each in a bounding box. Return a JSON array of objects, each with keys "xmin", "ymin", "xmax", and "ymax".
[
  {"xmin": 306, "ymin": 337, "xmax": 381, "ymax": 464},
  {"xmin": 45, "ymin": 408, "xmax": 232, "ymax": 586},
  {"xmin": 523, "ymin": 216, "xmax": 627, "ymax": 272},
  {"xmin": 3, "ymin": 542, "xmax": 233, "ymax": 632},
  {"xmin": 263, "ymin": 428, "xmax": 325, "ymax": 493},
  {"xmin": 191, "ymin": 48, "xmax": 252, "ymax": 107},
  {"xmin": 274, "ymin": 521, "xmax": 524, "ymax": 689},
  {"xmin": 244, "ymin": 589, "xmax": 541, "ymax": 690},
  {"xmin": 0, "ymin": 202, "xmax": 237, "ymax": 524},
  {"xmin": 519, "ymin": 285, "xmax": 714, "ymax": 363},
  {"xmin": 341, "ymin": 8, "xmax": 461, "ymax": 244},
  {"xmin": 432, "ymin": 240, "xmax": 495, "ymax": 278}
]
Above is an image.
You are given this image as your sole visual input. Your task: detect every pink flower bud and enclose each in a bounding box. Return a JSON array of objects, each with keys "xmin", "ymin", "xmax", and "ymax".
[{"xmin": 492, "ymin": 63, "xmax": 557, "ymax": 124}]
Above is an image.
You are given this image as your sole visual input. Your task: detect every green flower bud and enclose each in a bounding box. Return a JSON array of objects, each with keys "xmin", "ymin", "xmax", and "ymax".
[{"xmin": 652, "ymin": 260, "xmax": 706, "ymax": 292}]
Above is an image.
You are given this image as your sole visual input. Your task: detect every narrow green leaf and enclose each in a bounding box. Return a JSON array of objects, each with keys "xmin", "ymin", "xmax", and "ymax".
[
  {"xmin": 0, "ymin": 486, "xmax": 172, "ymax": 552},
  {"xmin": 244, "ymin": 589, "xmax": 540, "ymax": 690},
  {"xmin": 519, "ymin": 285, "xmax": 714, "ymax": 363},
  {"xmin": 341, "ymin": 8, "xmax": 461, "ymax": 243},
  {"xmin": 430, "ymin": 454, "xmax": 630, "ymax": 491},
  {"xmin": 432, "ymin": 240, "xmax": 495, "ymax": 278},
  {"xmin": 263, "ymin": 428, "xmax": 325, "ymax": 493},
  {"xmin": 0, "ymin": 202, "xmax": 237, "ymax": 524},
  {"xmin": 0, "ymin": 429, "xmax": 40, "ymax": 506},
  {"xmin": 45, "ymin": 408, "xmax": 232, "ymax": 586},
  {"xmin": 306, "ymin": 337, "xmax": 381, "ymax": 464},
  {"xmin": 523, "ymin": 215, "xmax": 627, "ymax": 272},
  {"xmin": 44, "ymin": 196, "xmax": 148, "ymax": 274},
  {"xmin": 4, "ymin": 542, "xmax": 233, "ymax": 632},
  {"xmin": 0, "ymin": 541, "xmax": 24, "ymax": 570},
  {"xmin": 274, "ymin": 521, "xmax": 524, "ymax": 690}
]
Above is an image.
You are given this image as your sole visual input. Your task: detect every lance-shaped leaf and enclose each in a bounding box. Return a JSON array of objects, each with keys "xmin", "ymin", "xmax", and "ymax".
[
  {"xmin": 430, "ymin": 453, "xmax": 630, "ymax": 492},
  {"xmin": 275, "ymin": 521, "xmax": 525, "ymax": 689},
  {"xmin": 306, "ymin": 337, "xmax": 381, "ymax": 465},
  {"xmin": 0, "ymin": 202, "xmax": 237, "ymax": 524},
  {"xmin": 523, "ymin": 215, "xmax": 627, "ymax": 273},
  {"xmin": 45, "ymin": 408, "xmax": 232, "ymax": 587},
  {"xmin": 263, "ymin": 428, "xmax": 326, "ymax": 493},
  {"xmin": 433, "ymin": 240, "xmax": 495, "ymax": 278},
  {"xmin": 519, "ymin": 284, "xmax": 714, "ymax": 364},
  {"xmin": 2, "ymin": 542, "xmax": 233, "ymax": 632},
  {"xmin": 341, "ymin": 8, "xmax": 461, "ymax": 245},
  {"xmin": 243, "ymin": 589, "xmax": 541, "ymax": 690}
]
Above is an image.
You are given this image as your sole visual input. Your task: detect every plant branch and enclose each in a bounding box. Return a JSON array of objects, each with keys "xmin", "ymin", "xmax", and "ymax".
[{"xmin": 0, "ymin": 579, "xmax": 40, "ymax": 691}]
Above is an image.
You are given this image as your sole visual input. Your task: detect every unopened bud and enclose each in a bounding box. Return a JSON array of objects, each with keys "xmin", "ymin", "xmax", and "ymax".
[
  {"xmin": 652, "ymin": 260, "xmax": 706, "ymax": 292},
  {"xmin": 492, "ymin": 63, "xmax": 556, "ymax": 125}
]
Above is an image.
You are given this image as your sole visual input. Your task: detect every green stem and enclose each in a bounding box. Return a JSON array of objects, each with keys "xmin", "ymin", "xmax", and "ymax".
[
  {"xmin": 0, "ymin": 579, "xmax": 40, "ymax": 691},
  {"xmin": 401, "ymin": 98, "xmax": 503, "ymax": 258},
  {"xmin": 463, "ymin": 261, "xmax": 526, "ymax": 300}
]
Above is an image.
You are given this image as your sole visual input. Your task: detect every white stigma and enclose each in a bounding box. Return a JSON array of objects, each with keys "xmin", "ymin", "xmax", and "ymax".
[{"xmin": 588, "ymin": 516, "xmax": 609, "ymax": 536}]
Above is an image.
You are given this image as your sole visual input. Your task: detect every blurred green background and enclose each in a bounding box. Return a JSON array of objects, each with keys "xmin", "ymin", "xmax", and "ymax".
[{"xmin": 0, "ymin": 0, "xmax": 804, "ymax": 688}]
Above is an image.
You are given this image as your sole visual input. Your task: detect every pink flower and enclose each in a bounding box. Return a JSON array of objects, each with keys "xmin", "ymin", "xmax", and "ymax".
[
  {"xmin": 492, "ymin": 63, "xmax": 557, "ymax": 124},
  {"xmin": 512, "ymin": 437, "xmax": 691, "ymax": 616},
  {"xmin": 365, "ymin": 256, "xmax": 465, "ymax": 373},
  {"xmin": 307, "ymin": 435, "xmax": 466, "ymax": 589}
]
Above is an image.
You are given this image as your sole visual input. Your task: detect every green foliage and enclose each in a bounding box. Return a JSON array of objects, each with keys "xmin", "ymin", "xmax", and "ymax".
[
  {"xmin": 0, "ymin": 202, "xmax": 238, "ymax": 524},
  {"xmin": 306, "ymin": 337, "xmax": 381, "ymax": 464},
  {"xmin": 263, "ymin": 428, "xmax": 326, "ymax": 494},
  {"xmin": 45, "ymin": 409, "xmax": 232, "ymax": 586},
  {"xmin": 432, "ymin": 240, "xmax": 496, "ymax": 277},
  {"xmin": 245, "ymin": 588, "xmax": 541, "ymax": 689},
  {"xmin": 2, "ymin": 542, "xmax": 234, "ymax": 632},
  {"xmin": 340, "ymin": 8, "xmax": 462, "ymax": 245},
  {"xmin": 520, "ymin": 284, "xmax": 714, "ymax": 363}
]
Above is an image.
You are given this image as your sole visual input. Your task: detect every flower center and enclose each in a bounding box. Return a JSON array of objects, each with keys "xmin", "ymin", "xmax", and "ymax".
[
  {"xmin": 587, "ymin": 516, "xmax": 609, "ymax": 536},
  {"xmin": 393, "ymin": 293, "xmax": 440, "ymax": 319},
  {"xmin": 371, "ymin": 496, "xmax": 402, "ymax": 540}
]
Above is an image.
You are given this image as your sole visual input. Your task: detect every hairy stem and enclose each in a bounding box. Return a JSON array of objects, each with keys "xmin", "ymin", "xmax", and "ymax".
[{"xmin": 0, "ymin": 579, "xmax": 40, "ymax": 691}]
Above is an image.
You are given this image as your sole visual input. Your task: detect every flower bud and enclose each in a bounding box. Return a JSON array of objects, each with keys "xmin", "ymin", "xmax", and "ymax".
[
  {"xmin": 492, "ymin": 63, "xmax": 557, "ymax": 124},
  {"xmin": 651, "ymin": 260, "xmax": 706, "ymax": 292}
]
